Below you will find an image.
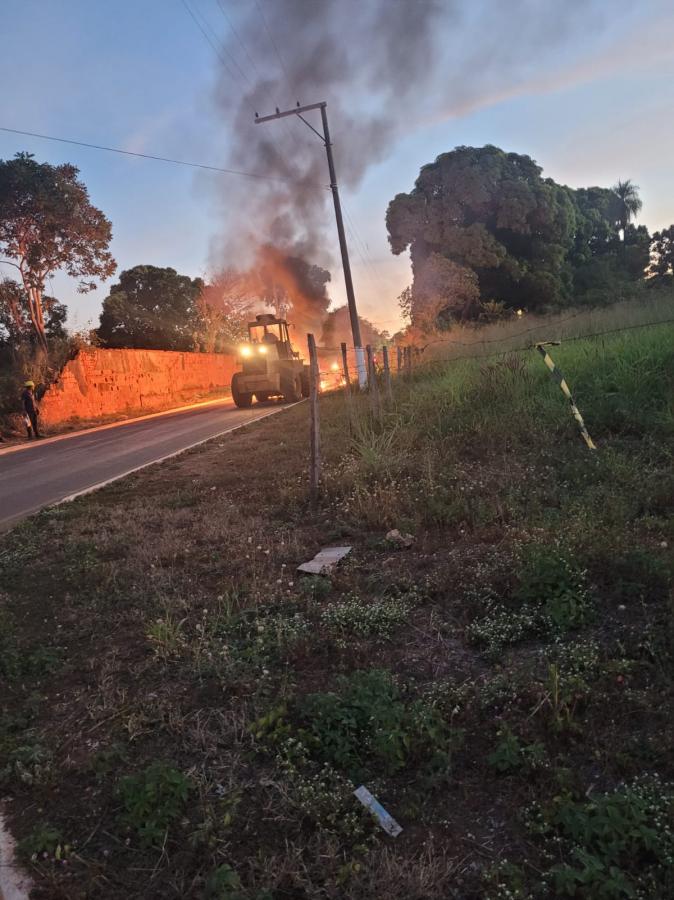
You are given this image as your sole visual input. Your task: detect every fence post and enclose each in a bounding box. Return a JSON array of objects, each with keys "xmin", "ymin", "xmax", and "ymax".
[
  {"xmin": 382, "ymin": 345, "xmax": 393, "ymax": 401},
  {"xmin": 307, "ymin": 333, "xmax": 321, "ymax": 500},
  {"xmin": 366, "ymin": 344, "xmax": 381, "ymax": 419},
  {"xmin": 405, "ymin": 346, "xmax": 412, "ymax": 379},
  {"xmin": 396, "ymin": 345, "xmax": 402, "ymax": 374},
  {"xmin": 340, "ymin": 342, "xmax": 350, "ymax": 387},
  {"xmin": 340, "ymin": 340, "xmax": 353, "ymax": 422}
]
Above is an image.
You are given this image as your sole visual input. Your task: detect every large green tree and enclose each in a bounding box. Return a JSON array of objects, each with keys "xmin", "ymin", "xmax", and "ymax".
[
  {"xmin": 387, "ymin": 146, "xmax": 650, "ymax": 330},
  {"xmin": 386, "ymin": 146, "xmax": 577, "ymax": 327},
  {"xmin": 0, "ymin": 152, "xmax": 115, "ymax": 352},
  {"xmin": 98, "ymin": 266, "xmax": 204, "ymax": 351}
]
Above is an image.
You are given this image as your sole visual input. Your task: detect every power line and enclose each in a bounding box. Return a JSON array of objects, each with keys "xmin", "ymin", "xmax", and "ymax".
[
  {"xmin": 185, "ymin": 0, "xmax": 311, "ymax": 173},
  {"xmin": 216, "ymin": 0, "xmax": 262, "ymax": 79},
  {"xmin": 254, "ymin": 0, "xmax": 293, "ymax": 96},
  {"xmin": 0, "ymin": 125, "xmax": 321, "ymax": 186},
  {"xmin": 180, "ymin": 0, "xmax": 243, "ymax": 88}
]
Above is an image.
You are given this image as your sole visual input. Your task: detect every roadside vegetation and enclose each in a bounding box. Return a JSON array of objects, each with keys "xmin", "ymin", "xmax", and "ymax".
[{"xmin": 0, "ymin": 319, "xmax": 672, "ymax": 898}]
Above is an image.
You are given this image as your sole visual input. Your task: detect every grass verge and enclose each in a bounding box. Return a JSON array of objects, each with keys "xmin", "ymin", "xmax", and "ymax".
[{"xmin": 0, "ymin": 324, "xmax": 672, "ymax": 899}]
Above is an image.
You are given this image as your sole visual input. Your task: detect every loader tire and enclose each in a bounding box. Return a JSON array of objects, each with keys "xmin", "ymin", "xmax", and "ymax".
[
  {"xmin": 231, "ymin": 373, "xmax": 253, "ymax": 408},
  {"xmin": 300, "ymin": 366, "xmax": 311, "ymax": 398},
  {"xmin": 282, "ymin": 374, "xmax": 302, "ymax": 403}
]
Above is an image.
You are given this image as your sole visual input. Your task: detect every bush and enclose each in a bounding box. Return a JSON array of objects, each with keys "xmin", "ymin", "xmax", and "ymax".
[
  {"xmin": 297, "ymin": 669, "xmax": 449, "ymax": 781},
  {"xmin": 528, "ymin": 777, "xmax": 674, "ymax": 898},
  {"xmin": 117, "ymin": 762, "xmax": 191, "ymax": 848}
]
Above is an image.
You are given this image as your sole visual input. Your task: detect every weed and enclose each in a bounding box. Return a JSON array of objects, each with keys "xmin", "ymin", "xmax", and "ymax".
[
  {"xmin": 277, "ymin": 741, "xmax": 371, "ymax": 839},
  {"xmin": 298, "ymin": 576, "xmax": 332, "ymax": 602},
  {"xmin": 525, "ymin": 776, "xmax": 674, "ymax": 898},
  {"xmin": 190, "ymin": 791, "xmax": 241, "ymax": 851},
  {"xmin": 18, "ymin": 823, "xmax": 68, "ymax": 861},
  {"xmin": 467, "ymin": 547, "xmax": 592, "ymax": 654},
  {"xmin": 1, "ymin": 737, "xmax": 52, "ymax": 787},
  {"xmin": 298, "ymin": 669, "xmax": 449, "ymax": 781},
  {"xmin": 147, "ymin": 613, "xmax": 186, "ymax": 661},
  {"xmin": 466, "ymin": 606, "xmax": 543, "ymax": 655},
  {"xmin": 488, "ymin": 726, "xmax": 546, "ymax": 774},
  {"xmin": 204, "ymin": 864, "xmax": 244, "ymax": 899},
  {"xmin": 320, "ymin": 591, "xmax": 410, "ymax": 645},
  {"xmin": 116, "ymin": 761, "xmax": 192, "ymax": 848},
  {"xmin": 515, "ymin": 545, "xmax": 592, "ymax": 630}
]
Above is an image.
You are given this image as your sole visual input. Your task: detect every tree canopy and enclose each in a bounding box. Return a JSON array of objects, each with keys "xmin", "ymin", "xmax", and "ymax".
[
  {"xmin": 0, "ymin": 152, "xmax": 115, "ymax": 351},
  {"xmin": 386, "ymin": 145, "xmax": 647, "ymax": 330},
  {"xmin": 98, "ymin": 266, "xmax": 204, "ymax": 351}
]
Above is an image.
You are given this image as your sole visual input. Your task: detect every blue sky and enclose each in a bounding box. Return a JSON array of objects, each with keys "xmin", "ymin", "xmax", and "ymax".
[{"xmin": 3, "ymin": 0, "xmax": 674, "ymax": 335}]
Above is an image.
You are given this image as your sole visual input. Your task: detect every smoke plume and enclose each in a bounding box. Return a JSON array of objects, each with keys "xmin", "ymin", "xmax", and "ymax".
[
  {"xmin": 211, "ymin": 0, "xmax": 443, "ymax": 334},
  {"xmin": 209, "ymin": 0, "xmax": 635, "ymax": 336}
]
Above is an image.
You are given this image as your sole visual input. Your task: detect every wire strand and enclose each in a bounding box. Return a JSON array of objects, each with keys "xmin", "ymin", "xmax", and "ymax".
[{"xmin": 0, "ymin": 125, "xmax": 321, "ymax": 186}]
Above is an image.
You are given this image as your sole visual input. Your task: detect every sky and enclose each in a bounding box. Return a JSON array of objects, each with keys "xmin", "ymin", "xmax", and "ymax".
[{"xmin": 2, "ymin": 0, "xmax": 674, "ymax": 336}]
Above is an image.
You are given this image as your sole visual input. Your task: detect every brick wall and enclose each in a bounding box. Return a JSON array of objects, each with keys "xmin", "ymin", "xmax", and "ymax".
[{"xmin": 39, "ymin": 348, "xmax": 237, "ymax": 427}]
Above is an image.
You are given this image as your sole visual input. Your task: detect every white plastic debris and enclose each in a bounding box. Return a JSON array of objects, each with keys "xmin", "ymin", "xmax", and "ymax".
[
  {"xmin": 297, "ymin": 546, "xmax": 352, "ymax": 576},
  {"xmin": 385, "ymin": 528, "xmax": 415, "ymax": 548},
  {"xmin": 353, "ymin": 785, "xmax": 402, "ymax": 837}
]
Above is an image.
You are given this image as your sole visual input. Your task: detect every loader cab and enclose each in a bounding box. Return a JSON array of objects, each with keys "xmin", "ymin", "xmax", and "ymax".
[{"xmin": 247, "ymin": 314, "xmax": 297, "ymax": 360}]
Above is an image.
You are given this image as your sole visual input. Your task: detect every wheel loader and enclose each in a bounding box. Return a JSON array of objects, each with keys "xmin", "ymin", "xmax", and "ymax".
[{"xmin": 230, "ymin": 314, "xmax": 311, "ymax": 408}]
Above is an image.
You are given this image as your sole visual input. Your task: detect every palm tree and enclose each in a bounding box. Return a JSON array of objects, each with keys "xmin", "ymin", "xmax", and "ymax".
[{"xmin": 612, "ymin": 179, "xmax": 643, "ymax": 239}]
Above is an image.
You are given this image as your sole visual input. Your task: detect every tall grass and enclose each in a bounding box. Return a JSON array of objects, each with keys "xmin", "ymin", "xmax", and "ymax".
[
  {"xmin": 325, "ymin": 320, "xmax": 674, "ymax": 528},
  {"xmin": 402, "ymin": 320, "xmax": 674, "ymax": 445},
  {"xmin": 423, "ymin": 289, "xmax": 674, "ymax": 363}
]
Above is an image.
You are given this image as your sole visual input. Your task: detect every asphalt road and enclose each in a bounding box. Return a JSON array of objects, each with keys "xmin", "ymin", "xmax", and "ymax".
[{"xmin": 0, "ymin": 399, "xmax": 289, "ymax": 531}]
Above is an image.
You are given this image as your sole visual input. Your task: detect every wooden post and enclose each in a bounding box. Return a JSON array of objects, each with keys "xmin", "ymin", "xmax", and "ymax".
[
  {"xmin": 340, "ymin": 342, "xmax": 350, "ymax": 387},
  {"xmin": 396, "ymin": 345, "xmax": 402, "ymax": 374},
  {"xmin": 307, "ymin": 333, "xmax": 321, "ymax": 500},
  {"xmin": 340, "ymin": 340, "xmax": 353, "ymax": 422},
  {"xmin": 382, "ymin": 345, "xmax": 393, "ymax": 401},
  {"xmin": 405, "ymin": 346, "xmax": 412, "ymax": 379},
  {"xmin": 366, "ymin": 344, "xmax": 380, "ymax": 418}
]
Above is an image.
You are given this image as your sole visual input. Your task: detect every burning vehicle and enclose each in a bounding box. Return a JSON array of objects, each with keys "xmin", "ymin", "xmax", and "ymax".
[{"xmin": 231, "ymin": 313, "xmax": 310, "ymax": 408}]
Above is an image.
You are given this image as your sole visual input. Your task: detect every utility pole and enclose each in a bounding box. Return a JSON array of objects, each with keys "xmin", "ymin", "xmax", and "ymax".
[{"xmin": 255, "ymin": 101, "xmax": 367, "ymax": 387}]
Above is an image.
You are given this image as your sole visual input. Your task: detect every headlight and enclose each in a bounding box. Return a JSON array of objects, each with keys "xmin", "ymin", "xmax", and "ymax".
[
  {"xmin": 258, "ymin": 345, "xmax": 268, "ymax": 354},
  {"xmin": 240, "ymin": 345, "xmax": 252, "ymax": 357}
]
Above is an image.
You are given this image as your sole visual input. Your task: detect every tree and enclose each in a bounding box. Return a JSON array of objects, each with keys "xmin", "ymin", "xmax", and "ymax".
[
  {"xmin": 321, "ymin": 305, "xmax": 389, "ymax": 348},
  {"xmin": 386, "ymin": 146, "xmax": 577, "ymax": 327},
  {"xmin": 612, "ymin": 179, "xmax": 642, "ymax": 237},
  {"xmin": 97, "ymin": 266, "xmax": 204, "ymax": 351},
  {"xmin": 648, "ymin": 225, "xmax": 674, "ymax": 280},
  {"xmin": 195, "ymin": 269, "xmax": 257, "ymax": 352},
  {"xmin": 0, "ymin": 278, "xmax": 66, "ymax": 347},
  {"xmin": 0, "ymin": 152, "xmax": 115, "ymax": 352},
  {"xmin": 387, "ymin": 146, "xmax": 650, "ymax": 329}
]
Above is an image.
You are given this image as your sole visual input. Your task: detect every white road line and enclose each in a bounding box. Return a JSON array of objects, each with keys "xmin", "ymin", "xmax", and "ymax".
[
  {"xmin": 58, "ymin": 401, "xmax": 304, "ymax": 505},
  {"xmin": 0, "ymin": 396, "xmax": 233, "ymax": 458}
]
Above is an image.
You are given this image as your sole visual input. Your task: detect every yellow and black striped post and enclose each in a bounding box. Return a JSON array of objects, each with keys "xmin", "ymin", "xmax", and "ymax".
[{"xmin": 535, "ymin": 342, "xmax": 597, "ymax": 451}]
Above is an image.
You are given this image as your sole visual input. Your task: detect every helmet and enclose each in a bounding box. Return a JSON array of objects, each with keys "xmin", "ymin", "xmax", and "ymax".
[{"xmin": 24, "ymin": 380, "xmax": 35, "ymax": 388}]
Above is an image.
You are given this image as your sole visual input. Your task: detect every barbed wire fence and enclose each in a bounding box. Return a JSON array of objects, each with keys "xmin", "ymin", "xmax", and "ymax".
[{"xmin": 304, "ymin": 315, "xmax": 674, "ymax": 498}]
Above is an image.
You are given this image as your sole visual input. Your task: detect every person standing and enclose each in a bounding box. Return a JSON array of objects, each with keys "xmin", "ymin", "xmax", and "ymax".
[{"xmin": 21, "ymin": 380, "xmax": 41, "ymax": 440}]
